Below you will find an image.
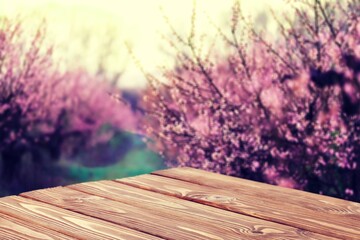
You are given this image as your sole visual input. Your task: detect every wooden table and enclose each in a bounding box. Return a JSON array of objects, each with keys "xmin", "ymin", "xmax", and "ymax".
[{"xmin": 0, "ymin": 167, "xmax": 359, "ymax": 239}]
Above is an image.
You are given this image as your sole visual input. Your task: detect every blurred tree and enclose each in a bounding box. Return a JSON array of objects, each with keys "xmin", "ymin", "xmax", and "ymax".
[
  {"xmin": 0, "ymin": 17, "xmax": 140, "ymax": 196},
  {"xmin": 141, "ymin": 0, "xmax": 360, "ymax": 201}
]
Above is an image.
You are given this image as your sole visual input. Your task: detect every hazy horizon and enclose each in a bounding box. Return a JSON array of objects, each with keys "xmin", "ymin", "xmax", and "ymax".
[{"xmin": 0, "ymin": 0, "xmax": 290, "ymax": 89}]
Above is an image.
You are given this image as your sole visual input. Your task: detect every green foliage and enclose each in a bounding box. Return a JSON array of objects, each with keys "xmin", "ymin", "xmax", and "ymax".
[{"xmin": 58, "ymin": 130, "xmax": 165, "ymax": 183}]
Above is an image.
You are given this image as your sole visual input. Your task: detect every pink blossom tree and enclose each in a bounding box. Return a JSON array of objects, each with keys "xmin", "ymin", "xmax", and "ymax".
[
  {"xmin": 142, "ymin": 0, "xmax": 360, "ymax": 201},
  {"xmin": 0, "ymin": 18, "xmax": 136, "ymax": 195}
]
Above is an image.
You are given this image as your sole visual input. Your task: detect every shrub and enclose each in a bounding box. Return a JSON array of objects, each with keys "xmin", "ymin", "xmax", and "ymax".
[
  {"xmin": 142, "ymin": 0, "xmax": 360, "ymax": 201},
  {"xmin": 0, "ymin": 18, "xmax": 136, "ymax": 195}
]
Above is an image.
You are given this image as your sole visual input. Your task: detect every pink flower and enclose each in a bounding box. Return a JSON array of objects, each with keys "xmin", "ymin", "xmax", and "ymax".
[
  {"xmin": 345, "ymin": 188, "xmax": 354, "ymax": 196},
  {"xmin": 141, "ymin": 0, "xmax": 360, "ymax": 200},
  {"xmin": 276, "ymin": 178, "xmax": 297, "ymax": 189}
]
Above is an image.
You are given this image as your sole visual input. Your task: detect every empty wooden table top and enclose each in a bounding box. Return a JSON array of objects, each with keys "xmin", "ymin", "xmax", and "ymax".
[{"xmin": 0, "ymin": 167, "xmax": 359, "ymax": 239}]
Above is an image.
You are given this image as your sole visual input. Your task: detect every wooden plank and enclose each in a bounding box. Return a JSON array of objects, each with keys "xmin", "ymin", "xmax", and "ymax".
[
  {"xmin": 21, "ymin": 186, "xmax": 271, "ymax": 240},
  {"xmin": 154, "ymin": 168, "xmax": 360, "ymax": 221},
  {"xmin": 0, "ymin": 195, "xmax": 161, "ymax": 240},
  {"xmin": 119, "ymin": 173, "xmax": 360, "ymax": 240},
  {"xmin": 66, "ymin": 180, "xmax": 335, "ymax": 240},
  {"xmin": 0, "ymin": 212, "xmax": 75, "ymax": 240},
  {"xmin": 154, "ymin": 167, "xmax": 360, "ymax": 211},
  {"xmin": 153, "ymin": 168, "xmax": 360, "ymax": 226}
]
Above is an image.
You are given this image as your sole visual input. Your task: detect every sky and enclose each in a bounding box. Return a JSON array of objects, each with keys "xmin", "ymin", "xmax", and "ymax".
[{"xmin": 0, "ymin": 0, "xmax": 290, "ymax": 89}]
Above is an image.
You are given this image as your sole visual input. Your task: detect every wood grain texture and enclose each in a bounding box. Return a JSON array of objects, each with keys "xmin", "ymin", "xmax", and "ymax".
[
  {"xmin": 0, "ymin": 212, "xmax": 75, "ymax": 240},
  {"xmin": 154, "ymin": 167, "xmax": 360, "ymax": 213},
  {"xmin": 1, "ymin": 167, "xmax": 359, "ymax": 240},
  {"xmin": 0, "ymin": 195, "xmax": 160, "ymax": 240},
  {"xmin": 21, "ymin": 186, "xmax": 269, "ymax": 240},
  {"xmin": 66, "ymin": 180, "xmax": 335, "ymax": 240},
  {"xmin": 119, "ymin": 173, "xmax": 360, "ymax": 240}
]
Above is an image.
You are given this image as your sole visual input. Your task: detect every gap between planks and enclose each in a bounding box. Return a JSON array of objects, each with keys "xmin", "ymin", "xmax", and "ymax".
[
  {"xmin": 0, "ymin": 194, "xmax": 162, "ymax": 240},
  {"xmin": 120, "ymin": 169, "xmax": 360, "ymax": 240},
  {"xmin": 0, "ymin": 211, "xmax": 75, "ymax": 240},
  {"xmin": 23, "ymin": 179, "xmax": 337, "ymax": 240},
  {"xmin": 21, "ymin": 185, "xmax": 276, "ymax": 240},
  {"xmin": 3, "ymin": 167, "xmax": 358, "ymax": 240},
  {"xmin": 152, "ymin": 167, "xmax": 360, "ymax": 211}
]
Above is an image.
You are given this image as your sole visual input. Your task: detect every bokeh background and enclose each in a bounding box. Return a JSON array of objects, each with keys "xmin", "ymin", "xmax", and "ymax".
[
  {"xmin": 5, "ymin": 0, "xmax": 353, "ymax": 199},
  {"xmin": 0, "ymin": 0, "xmax": 288, "ymax": 196},
  {"xmin": 0, "ymin": 0, "xmax": 288, "ymax": 88}
]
